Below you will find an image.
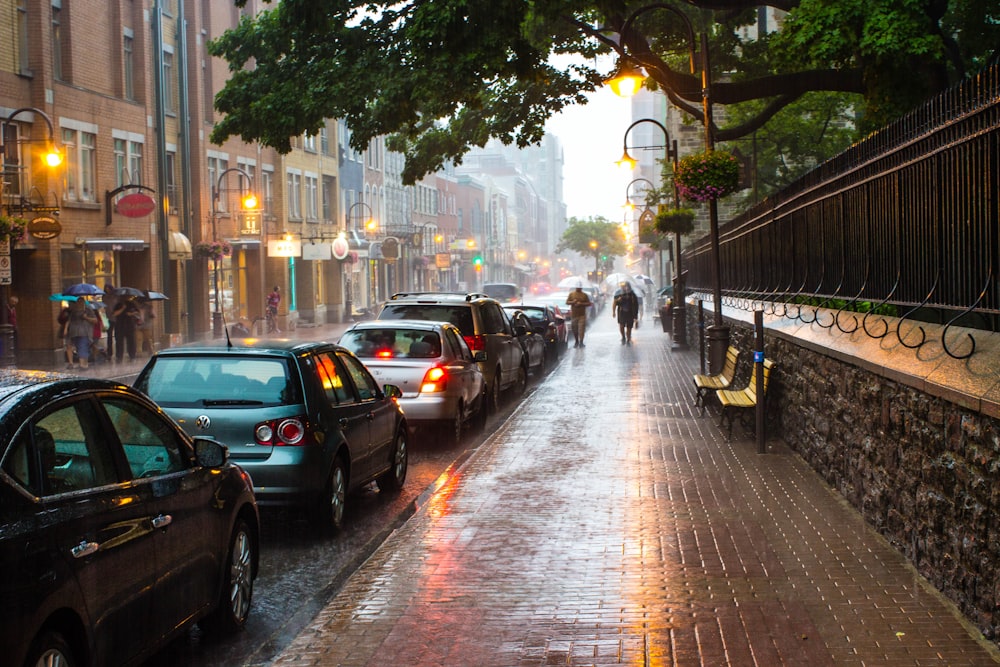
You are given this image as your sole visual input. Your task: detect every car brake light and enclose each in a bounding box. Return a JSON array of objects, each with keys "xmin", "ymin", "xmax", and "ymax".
[
  {"xmin": 255, "ymin": 416, "xmax": 308, "ymax": 445},
  {"xmin": 376, "ymin": 349, "xmax": 394, "ymax": 358},
  {"xmin": 464, "ymin": 335, "xmax": 485, "ymax": 352},
  {"xmin": 420, "ymin": 366, "xmax": 448, "ymax": 393}
]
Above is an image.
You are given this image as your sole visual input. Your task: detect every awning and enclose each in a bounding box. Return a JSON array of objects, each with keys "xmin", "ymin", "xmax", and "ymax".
[
  {"xmin": 77, "ymin": 238, "xmax": 146, "ymax": 252},
  {"xmin": 227, "ymin": 238, "xmax": 261, "ymax": 249},
  {"xmin": 168, "ymin": 231, "xmax": 192, "ymax": 260}
]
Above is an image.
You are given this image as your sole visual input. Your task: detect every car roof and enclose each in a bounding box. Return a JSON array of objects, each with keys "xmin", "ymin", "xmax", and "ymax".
[
  {"xmin": 0, "ymin": 370, "xmax": 126, "ymax": 401},
  {"xmin": 385, "ymin": 291, "xmax": 493, "ymax": 304},
  {"xmin": 346, "ymin": 319, "xmax": 453, "ymax": 332},
  {"xmin": 151, "ymin": 339, "xmax": 342, "ymax": 357}
]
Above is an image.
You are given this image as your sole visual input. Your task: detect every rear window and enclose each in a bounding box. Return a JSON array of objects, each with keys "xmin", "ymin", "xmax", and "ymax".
[
  {"xmin": 340, "ymin": 328, "xmax": 442, "ymax": 359},
  {"xmin": 483, "ymin": 284, "xmax": 520, "ymax": 301},
  {"xmin": 377, "ymin": 304, "xmax": 475, "ymax": 336},
  {"xmin": 136, "ymin": 356, "xmax": 298, "ymax": 406}
]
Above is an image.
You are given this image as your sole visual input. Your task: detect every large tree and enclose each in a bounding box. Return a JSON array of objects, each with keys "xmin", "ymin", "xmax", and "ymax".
[
  {"xmin": 210, "ymin": 1, "xmax": 998, "ymax": 184},
  {"xmin": 556, "ymin": 217, "xmax": 628, "ymax": 264}
]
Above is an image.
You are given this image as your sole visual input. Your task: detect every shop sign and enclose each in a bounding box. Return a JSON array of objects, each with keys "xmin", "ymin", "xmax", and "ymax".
[
  {"xmin": 267, "ymin": 238, "xmax": 301, "ymax": 257},
  {"xmin": 116, "ymin": 192, "xmax": 157, "ymax": 218},
  {"xmin": 332, "ymin": 236, "xmax": 350, "ymax": 260},
  {"xmin": 28, "ymin": 216, "xmax": 62, "ymax": 240},
  {"xmin": 302, "ymin": 242, "xmax": 331, "ymax": 260}
]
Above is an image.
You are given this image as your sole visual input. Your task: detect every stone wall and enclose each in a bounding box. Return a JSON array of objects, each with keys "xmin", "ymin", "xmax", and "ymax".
[{"xmin": 686, "ymin": 300, "xmax": 1000, "ymax": 643}]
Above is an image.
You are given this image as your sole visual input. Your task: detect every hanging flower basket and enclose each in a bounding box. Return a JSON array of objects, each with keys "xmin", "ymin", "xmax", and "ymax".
[
  {"xmin": 194, "ymin": 240, "xmax": 232, "ymax": 260},
  {"xmin": 655, "ymin": 208, "xmax": 697, "ymax": 236},
  {"xmin": 0, "ymin": 214, "xmax": 28, "ymax": 244},
  {"xmin": 673, "ymin": 150, "xmax": 740, "ymax": 202}
]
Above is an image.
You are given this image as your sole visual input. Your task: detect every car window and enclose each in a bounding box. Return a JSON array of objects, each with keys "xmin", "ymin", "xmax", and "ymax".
[
  {"xmin": 337, "ymin": 352, "xmax": 380, "ymax": 401},
  {"xmin": 104, "ymin": 397, "xmax": 187, "ymax": 479},
  {"xmin": 139, "ymin": 356, "xmax": 295, "ymax": 406},
  {"xmin": 4, "ymin": 400, "xmax": 119, "ymax": 496},
  {"xmin": 378, "ymin": 304, "xmax": 474, "ymax": 335},
  {"xmin": 314, "ymin": 352, "xmax": 353, "ymax": 404},
  {"xmin": 483, "ymin": 284, "xmax": 519, "ymax": 301},
  {"xmin": 480, "ymin": 303, "xmax": 507, "ymax": 335},
  {"xmin": 341, "ymin": 327, "xmax": 440, "ymax": 359},
  {"xmin": 445, "ymin": 328, "xmax": 473, "ymax": 362}
]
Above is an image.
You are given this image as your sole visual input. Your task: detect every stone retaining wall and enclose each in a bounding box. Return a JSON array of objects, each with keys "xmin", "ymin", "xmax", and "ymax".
[{"xmin": 686, "ymin": 301, "xmax": 1000, "ymax": 643}]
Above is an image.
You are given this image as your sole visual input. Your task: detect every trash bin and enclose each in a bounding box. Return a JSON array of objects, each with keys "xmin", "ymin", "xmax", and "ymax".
[{"xmin": 660, "ymin": 305, "xmax": 672, "ymax": 333}]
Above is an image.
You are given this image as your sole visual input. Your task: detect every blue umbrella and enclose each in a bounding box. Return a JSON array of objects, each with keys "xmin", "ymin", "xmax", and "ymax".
[
  {"xmin": 49, "ymin": 293, "xmax": 80, "ymax": 302},
  {"xmin": 63, "ymin": 283, "xmax": 105, "ymax": 296}
]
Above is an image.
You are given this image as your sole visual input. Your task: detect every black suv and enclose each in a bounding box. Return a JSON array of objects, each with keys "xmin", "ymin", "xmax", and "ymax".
[{"xmin": 377, "ymin": 292, "xmax": 528, "ymax": 413}]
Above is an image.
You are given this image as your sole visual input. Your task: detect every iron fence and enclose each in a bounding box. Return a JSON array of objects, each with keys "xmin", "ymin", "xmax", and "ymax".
[{"xmin": 684, "ymin": 63, "xmax": 1000, "ymax": 359}]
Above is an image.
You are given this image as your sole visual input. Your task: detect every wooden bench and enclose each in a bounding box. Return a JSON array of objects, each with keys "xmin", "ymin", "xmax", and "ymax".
[
  {"xmin": 716, "ymin": 358, "xmax": 775, "ymax": 441},
  {"xmin": 692, "ymin": 346, "xmax": 740, "ymax": 415}
]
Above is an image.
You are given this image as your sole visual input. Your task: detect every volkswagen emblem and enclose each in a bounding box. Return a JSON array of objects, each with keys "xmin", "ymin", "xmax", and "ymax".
[{"xmin": 195, "ymin": 415, "xmax": 212, "ymax": 430}]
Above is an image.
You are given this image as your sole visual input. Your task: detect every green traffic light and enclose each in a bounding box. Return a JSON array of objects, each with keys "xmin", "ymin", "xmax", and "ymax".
[{"xmin": 473, "ymin": 256, "xmax": 483, "ymax": 266}]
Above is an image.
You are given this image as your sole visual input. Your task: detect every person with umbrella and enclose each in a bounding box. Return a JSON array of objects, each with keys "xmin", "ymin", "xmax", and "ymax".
[
  {"xmin": 565, "ymin": 283, "xmax": 593, "ymax": 348},
  {"xmin": 612, "ymin": 281, "xmax": 640, "ymax": 345},
  {"xmin": 111, "ymin": 294, "xmax": 141, "ymax": 363},
  {"xmin": 64, "ymin": 298, "xmax": 98, "ymax": 369}
]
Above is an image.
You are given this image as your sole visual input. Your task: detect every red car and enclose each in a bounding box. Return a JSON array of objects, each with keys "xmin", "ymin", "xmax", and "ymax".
[{"xmin": 503, "ymin": 303, "xmax": 568, "ymax": 355}]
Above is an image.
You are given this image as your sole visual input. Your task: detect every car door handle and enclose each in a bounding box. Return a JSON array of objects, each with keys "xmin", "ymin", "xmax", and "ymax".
[
  {"xmin": 366, "ymin": 413, "xmax": 375, "ymax": 421},
  {"xmin": 71, "ymin": 540, "xmax": 99, "ymax": 559},
  {"xmin": 152, "ymin": 514, "xmax": 172, "ymax": 529}
]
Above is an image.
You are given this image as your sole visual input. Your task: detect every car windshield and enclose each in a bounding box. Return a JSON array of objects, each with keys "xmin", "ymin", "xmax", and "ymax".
[
  {"xmin": 506, "ymin": 306, "xmax": 545, "ymax": 324},
  {"xmin": 137, "ymin": 356, "xmax": 297, "ymax": 406},
  {"xmin": 378, "ymin": 304, "xmax": 475, "ymax": 336},
  {"xmin": 340, "ymin": 328, "xmax": 442, "ymax": 359}
]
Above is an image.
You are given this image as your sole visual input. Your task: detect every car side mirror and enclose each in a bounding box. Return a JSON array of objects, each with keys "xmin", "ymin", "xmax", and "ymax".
[
  {"xmin": 193, "ymin": 437, "xmax": 228, "ymax": 467},
  {"xmin": 513, "ymin": 324, "xmax": 527, "ymax": 337},
  {"xmin": 473, "ymin": 350, "xmax": 487, "ymax": 362},
  {"xmin": 383, "ymin": 384, "xmax": 403, "ymax": 400}
]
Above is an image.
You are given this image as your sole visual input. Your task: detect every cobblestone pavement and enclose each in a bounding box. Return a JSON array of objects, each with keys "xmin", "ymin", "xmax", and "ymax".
[{"xmin": 268, "ymin": 315, "xmax": 1000, "ymax": 666}]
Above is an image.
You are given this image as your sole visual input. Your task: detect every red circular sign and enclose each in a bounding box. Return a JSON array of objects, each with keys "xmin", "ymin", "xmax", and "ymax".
[
  {"xmin": 117, "ymin": 192, "xmax": 157, "ymax": 218},
  {"xmin": 332, "ymin": 236, "xmax": 350, "ymax": 260}
]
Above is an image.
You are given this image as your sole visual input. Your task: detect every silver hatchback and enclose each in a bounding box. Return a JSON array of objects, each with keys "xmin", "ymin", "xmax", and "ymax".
[{"xmin": 339, "ymin": 320, "xmax": 487, "ymax": 445}]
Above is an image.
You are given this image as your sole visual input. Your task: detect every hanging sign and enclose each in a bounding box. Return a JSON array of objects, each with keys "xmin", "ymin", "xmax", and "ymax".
[
  {"xmin": 28, "ymin": 216, "xmax": 62, "ymax": 240},
  {"xmin": 332, "ymin": 236, "xmax": 350, "ymax": 260},
  {"xmin": 267, "ymin": 238, "xmax": 301, "ymax": 257},
  {"xmin": 302, "ymin": 242, "xmax": 332, "ymax": 260},
  {"xmin": 116, "ymin": 192, "xmax": 157, "ymax": 218}
]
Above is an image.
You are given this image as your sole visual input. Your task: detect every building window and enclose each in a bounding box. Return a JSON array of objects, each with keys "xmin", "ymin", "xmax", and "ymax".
[
  {"xmin": 303, "ymin": 133, "xmax": 316, "ymax": 153},
  {"xmin": 165, "ymin": 151, "xmax": 178, "ymax": 214},
  {"xmin": 286, "ymin": 171, "xmax": 301, "ymax": 219},
  {"xmin": 16, "ymin": 1, "xmax": 30, "ymax": 75},
  {"xmin": 322, "ymin": 176, "xmax": 335, "ymax": 222},
  {"xmin": 114, "ymin": 138, "xmax": 143, "ymax": 186},
  {"xmin": 62, "ymin": 128, "xmax": 97, "ymax": 203},
  {"xmin": 162, "ymin": 49, "xmax": 176, "ymax": 114},
  {"xmin": 51, "ymin": 1, "xmax": 63, "ymax": 80},
  {"xmin": 320, "ymin": 127, "xmax": 330, "ymax": 156},
  {"xmin": 262, "ymin": 169, "xmax": 274, "ymax": 216},
  {"xmin": 123, "ymin": 31, "xmax": 135, "ymax": 100},
  {"xmin": 208, "ymin": 156, "xmax": 229, "ymax": 211},
  {"xmin": 305, "ymin": 175, "xmax": 318, "ymax": 220}
]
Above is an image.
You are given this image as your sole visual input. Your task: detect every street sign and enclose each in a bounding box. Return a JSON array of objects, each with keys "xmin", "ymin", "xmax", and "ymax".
[{"xmin": 0, "ymin": 255, "xmax": 11, "ymax": 285}]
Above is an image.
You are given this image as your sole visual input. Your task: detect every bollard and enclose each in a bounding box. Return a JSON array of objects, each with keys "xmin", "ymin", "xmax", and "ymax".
[
  {"xmin": 706, "ymin": 324, "xmax": 730, "ymax": 375},
  {"xmin": 754, "ymin": 310, "xmax": 766, "ymax": 454},
  {"xmin": 659, "ymin": 305, "xmax": 671, "ymax": 333}
]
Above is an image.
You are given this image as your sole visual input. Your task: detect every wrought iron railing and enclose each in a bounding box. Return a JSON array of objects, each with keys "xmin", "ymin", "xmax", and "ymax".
[{"xmin": 684, "ymin": 63, "xmax": 1000, "ymax": 359}]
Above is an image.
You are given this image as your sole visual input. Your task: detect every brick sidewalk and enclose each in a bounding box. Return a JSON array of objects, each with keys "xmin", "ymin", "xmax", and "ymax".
[{"xmin": 270, "ymin": 316, "xmax": 1000, "ymax": 666}]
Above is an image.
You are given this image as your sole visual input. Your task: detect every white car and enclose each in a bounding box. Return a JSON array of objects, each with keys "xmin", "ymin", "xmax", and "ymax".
[{"xmin": 339, "ymin": 320, "xmax": 488, "ymax": 445}]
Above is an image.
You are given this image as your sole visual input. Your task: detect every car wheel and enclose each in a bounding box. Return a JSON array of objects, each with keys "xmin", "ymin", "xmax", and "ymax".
[
  {"xmin": 513, "ymin": 364, "xmax": 528, "ymax": 397},
  {"xmin": 318, "ymin": 457, "xmax": 348, "ymax": 531},
  {"xmin": 441, "ymin": 402, "xmax": 463, "ymax": 446},
  {"xmin": 25, "ymin": 631, "xmax": 77, "ymax": 667},
  {"xmin": 538, "ymin": 348, "xmax": 547, "ymax": 374},
  {"xmin": 488, "ymin": 373, "xmax": 502, "ymax": 414},
  {"xmin": 201, "ymin": 518, "xmax": 256, "ymax": 634},
  {"xmin": 377, "ymin": 429, "xmax": 408, "ymax": 492},
  {"xmin": 473, "ymin": 390, "xmax": 489, "ymax": 431}
]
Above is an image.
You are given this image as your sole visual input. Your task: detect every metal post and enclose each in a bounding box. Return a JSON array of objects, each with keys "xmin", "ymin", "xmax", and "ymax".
[
  {"xmin": 754, "ymin": 309, "xmax": 766, "ymax": 453},
  {"xmin": 697, "ymin": 299, "xmax": 706, "ymax": 375}
]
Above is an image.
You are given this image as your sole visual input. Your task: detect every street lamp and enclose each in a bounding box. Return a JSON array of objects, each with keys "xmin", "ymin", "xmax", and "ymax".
[
  {"xmin": 210, "ymin": 167, "xmax": 257, "ymax": 338},
  {"xmin": 610, "ymin": 4, "xmax": 722, "ymax": 367},
  {"xmin": 0, "ymin": 107, "xmax": 63, "ymax": 367},
  {"xmin": 345, "ymin": 201, "xmax": 374, "ymax": 320}
]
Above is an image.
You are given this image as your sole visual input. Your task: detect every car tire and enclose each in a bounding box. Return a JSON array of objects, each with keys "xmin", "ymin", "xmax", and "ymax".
[
  {"xmin": 25, "ymin": 630, "xmax": 77, "ymax": 667},
  {"xmin": 317, "ymin": 457, "xmax": 348, "ymax": 531},
  {"xmin": 512, "ymin": 364, "xmax": 528, "ymax": 397},
  {"xmin": 472, "ymin": 391, "xmax": 488, "ymax": 432},
  {"xmin": 538, "ymin": 349, "xmax": 547, "ymax": 374},
  {"xmin": 488, "ymin": 373, "xmax": 502, "ymax": 414},
  {"xmin": 441, "ymin": 402, "xmax": 463, "ymax": 446},
  {"xmin": 201, "ymin": 518, "xmax": 256, "ymax": 634},
  {"xmin": 377, "ymin": 429, "xmax": 408, "ymax": 492}
]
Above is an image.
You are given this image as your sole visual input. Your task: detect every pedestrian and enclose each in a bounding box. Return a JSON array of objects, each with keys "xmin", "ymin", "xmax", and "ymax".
[
  {"xmin": 266, "ymin": 285, "xmax": 281, "ymax": 333},
  {"xmin": 612, "ymin": 281, "xmax": 639, "ymax": 345},
  {"xmin": 103, "ymin": 283, "xmax": 118, "ymax": 359},
  {"xmin": 136, "ymin": 298, "xmax": 155, "ymax": 355},
  {"xmin": 112, "ymin": 295, "xmax": 140, "ymax": 362},
  {"xmin": 65, "ymin": 299, "xmax": 97, "ymax": 369},
  {"xmin": 565, "ymin": 284, "xmax": 593, "ymax": 348},
  {"xmin": 6, "ymin": 295, "xmax": 18, "ymax": 353},
  {"xmin": 91, "ymin": 305, "xmax": 108, "ymax": 364}
]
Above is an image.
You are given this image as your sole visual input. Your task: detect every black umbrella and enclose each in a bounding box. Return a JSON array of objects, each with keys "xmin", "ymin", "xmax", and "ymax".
[
  {"xmin": 63, "ymin": 283, "xmax": 104, "ymax": 296},
  {"xmin": 114, "ymin": 286, "xmax": 145, "ymax": 298},
  {"xmin": 144, "ymin": 290, "xmax": 169, "ymax": 301}
]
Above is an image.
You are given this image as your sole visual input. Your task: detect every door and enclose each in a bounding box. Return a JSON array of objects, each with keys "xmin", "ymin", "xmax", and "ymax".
[
  {"xmin": 337, "ymin": 351, "xmax": 397, "ymax": 478},
  {"xmin": 314, "ymin": 351, "xmax": 372, "ymax": 481}
]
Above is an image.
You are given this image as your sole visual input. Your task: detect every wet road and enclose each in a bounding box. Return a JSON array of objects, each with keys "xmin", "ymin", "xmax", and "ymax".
[{"xmin": 140, "ymin": 364, "xmax": 551, "ymax": 667}]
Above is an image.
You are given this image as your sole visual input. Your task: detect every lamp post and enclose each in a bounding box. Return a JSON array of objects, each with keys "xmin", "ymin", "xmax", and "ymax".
[
  {"xmin": 0, "ymin": 107, "xmax": 63, "ymax": 367},
  {"xmin": 345, "ymin": 201, "xmax": 374, "ymax": 321},
  {"xmin": 609, "ymin": 4, "xmax": 723, "ymax": 369},
  {"xmin": 210, "ymin": 167, "xmax": 256, "ymax": 338}
]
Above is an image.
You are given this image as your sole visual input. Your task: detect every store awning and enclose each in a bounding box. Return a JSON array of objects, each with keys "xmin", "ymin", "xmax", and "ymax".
[
  {"xmin": 168, "ymin": 231, "xmax": 192, "ymax": 260},
  {"xmin": 77, "ymin": 238, "xmax": 147, "ymax": 252},
  {"xmin": 227, "ymin": 238, "xmax": 261, "ymax": 249}
]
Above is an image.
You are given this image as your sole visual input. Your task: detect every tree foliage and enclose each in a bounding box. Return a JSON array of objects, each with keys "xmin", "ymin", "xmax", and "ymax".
[
  {"xmin": 210, "ymin": 0, "xmax": 999, "ymax": 184},
  {"xmin": 556, "ymin": 217, "xmax": 628, "ymax": 260}
]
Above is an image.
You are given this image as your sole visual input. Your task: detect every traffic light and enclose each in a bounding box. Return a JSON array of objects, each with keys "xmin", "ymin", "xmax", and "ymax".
[{"xmin": 473, "ymin": 255, "xmax": 483, "ymax": 271}]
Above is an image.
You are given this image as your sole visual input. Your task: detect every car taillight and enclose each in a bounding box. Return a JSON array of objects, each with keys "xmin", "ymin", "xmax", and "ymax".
[
  {"xmin": 255, "ymin": 416, "xmax": 308, "ymax": 445},
  {"xmin": 464, "ymin": 334, "xmax": 485, "ymax": 352},
  {"xmin": 376, "ymin": 349, "xmax": 395, "ymax": 358},
  {"xmin": 420, "ymin": 366, "xmax": 448, "ymax": 393}
]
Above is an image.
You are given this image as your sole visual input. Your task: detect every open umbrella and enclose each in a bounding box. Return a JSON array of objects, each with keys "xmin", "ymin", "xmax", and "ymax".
[
  {"xmin": 604, "ymin": 273, "xmax": 644, "ymax": 293},
  {"xmin": 557, "ymin": 275, "xmax": 588, "ymax": 289},
  {"xmin": 144, "ymin": 290, "xmax": 169, "ymax": 301},
  {"xmin": 634, "ymin": 274, "xmax": 655, "ymax": 286},
  {"xmin": 49, "ymin": 293, "xmax": 80, "ymax": 302},
  {"xmin": 63, "ymin": 283, "xmax": 104, "ymax": 297},
  {"xmin": 114, "ymin": 286, "xmax": 145, "ymax": 298}
]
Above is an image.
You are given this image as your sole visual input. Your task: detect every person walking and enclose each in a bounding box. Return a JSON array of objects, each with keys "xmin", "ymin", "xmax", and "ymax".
[
  {"xmin": 612, "ymin": 281, "xmax": 639, "ymax": 345},
  {"xmin": 136, "ymin": 298, "xmax": 156, "ymax": 355},
  {"xmin": 103, "ymin": 283, "xmax": 118, "ymax": 359},
  {"xmin": 266, "ymin": 285, "xmax": 282, "ymax": 333},
  {"xmin": 565, "ymin": 285, "xmax": 592, "ymax": 348},
  {"xmin": 65, "ymin": 299, "xmax": 97, "ymax": 369},
  {"xmin": 6, "ymin": 295, "xmax": 18, "ymax": 354},
  {"xmin": 112, "ymin": 296, "xmax": 140, "ymax": 363}
]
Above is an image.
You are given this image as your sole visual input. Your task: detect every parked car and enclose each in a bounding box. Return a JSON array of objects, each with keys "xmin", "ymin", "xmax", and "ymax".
[
  {"xmin": 0, "ymin": 372, "xmax": 259, "ymax": 667},
  {"xmin": 482, "ymin": 282, "xmax": 522, "ymax": 303},
  {"xmin": 133, "ymin": 340, "xmax": 408, "ymax": 531},
  {"xmin": 502, "ymin": 303, "xmax": 567, "ymax": 356},
  {"xmin": 377, "ymin": 292, "xmax": 528, "ymax": 414},
  {"xmin": 338, "ymin": 320, "xmax": 487, "ymax": 445},
  {"xmin": 506, "ymin": 309, "xmax": 548, "ymax": 375}
]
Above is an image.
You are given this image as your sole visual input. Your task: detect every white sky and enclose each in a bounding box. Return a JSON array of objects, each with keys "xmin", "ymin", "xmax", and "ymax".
[{"xmin": 544, "ymin": 62, "xmax": 634, "ymax": 224}]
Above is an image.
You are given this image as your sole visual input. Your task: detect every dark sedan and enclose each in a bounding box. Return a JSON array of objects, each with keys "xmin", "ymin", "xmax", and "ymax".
[
  {"xmin": 503, "ymin": 303, "xmax": 567, "ymax": 356},
  {"xmin": 0, "ymin": 371, "xmax": 259, "ymax": 667},
  {"xmin": 506, "ymin": 309, "xmax": 548, "ymax": 375},
  {"xmin": 134, "ymin": 340, "xmax": 409, "ymax": 531}
]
